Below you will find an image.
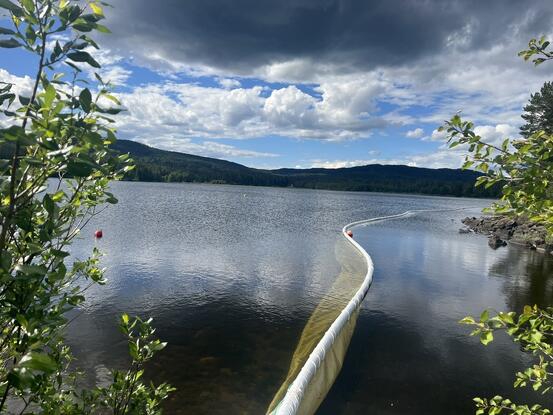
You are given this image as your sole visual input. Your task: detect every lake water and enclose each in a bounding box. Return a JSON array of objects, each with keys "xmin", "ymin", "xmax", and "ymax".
[{"xmin": 67, "ymin": 181, "xmax": 553, "ymax": 414}]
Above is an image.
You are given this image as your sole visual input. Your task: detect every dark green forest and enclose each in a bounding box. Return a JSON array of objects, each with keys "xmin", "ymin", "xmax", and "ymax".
[{"xmin": 112, "ymin": 140, "xmax": 499, "ymax": 198}]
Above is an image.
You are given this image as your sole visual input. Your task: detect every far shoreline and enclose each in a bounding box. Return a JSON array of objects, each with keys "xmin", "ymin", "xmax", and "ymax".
[{"xmin": 114, "ymin": 177, "xmax": 499, "ymax": 202}]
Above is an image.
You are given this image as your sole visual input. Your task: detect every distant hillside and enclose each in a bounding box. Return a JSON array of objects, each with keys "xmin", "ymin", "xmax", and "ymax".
[
  {"xmin": 111, "ymin": 140, "xmax": 288, "ymax": 186},
  {"xmin": 112, "ymin": 139, "xmax": 500, "ymax": 198}
]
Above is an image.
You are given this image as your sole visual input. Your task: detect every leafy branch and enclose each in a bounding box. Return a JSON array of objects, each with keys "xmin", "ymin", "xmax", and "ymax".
[
  {"xmin": 0, "ymin": 0, "xmax": 172, "ymax": 413},
  {"xmin": 443, "ymin": 35, "xmax": 553, "ymax": 415}
]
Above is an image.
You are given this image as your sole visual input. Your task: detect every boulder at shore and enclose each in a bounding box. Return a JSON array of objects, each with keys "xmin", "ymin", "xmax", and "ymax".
[{"xmin": 460, "ymin": 215, "xmax": 552, "ymax": 253}]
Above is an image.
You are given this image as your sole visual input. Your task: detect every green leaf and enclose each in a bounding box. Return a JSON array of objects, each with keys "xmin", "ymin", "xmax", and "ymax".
[
  {"xmin": 67, "ymin": 51, "xmax": 101, "ymax": 68},
  {"xmin": 105, "ymin": 193, "xmax": 118, "ymax": 204},
  {"xmin": 0, "ymin": 0, "xmax": 23, "ymax": 16},
  {"xmin": 459, "ymin": 316, "xmax": 476, "ymax": 324},
  {"xmin": 0, "ymin": 251, "xmax": 12, "ymax": 271},
  {"xmin": 90, "ymin": 2, "xmax": 103, "ymax": 15},
  {"xmin": 0, "ymin": 26, "xmax": 15, "ymax": 34},
  {"xmin": 19, "ymin": 352, "xmax": 58, "ymax": 374},
  {"xmin": 50, "ymin": 40, "xmax": 63, "ymax": 62},
  {"xmin": 72, "ymin": 19, "xmax": 95, "ymax": 32},
  {"xmin": 79, "ymin": 88, "xmax": 92, "ymax": 112},
  {"xmin": 98, "ymin": 106, "xmax": 123, "ymax": 115},
  {"xmin": 0, "ymin": 38, "xmax": 21, "ymax": 48},
  {"xmin": 80, "ymin": 34, "xmax": 99, "ymax": 49},
  {"xmin": 68, "ymin": 294, "xmax": 85, "ymax": 305},
  {"xmin": 43, "ymin": 84, "xmax": 56, "ymax": 108},
  {"xmin": 18, "ymin": 95, "xmax": 30, "ymax": 106},
  {"xmin": 103, "ymin": 93, "xmax": 121, "ymax": 105},
  {"xmin": 15, "ymin": 264, "xmax": 47, "ymax": 276},
  {"xmin": 67, "ymin": 160, "xmax": 95, "ymax": 177},
  {"xmin": 480, "ymin": 309, "xmax": 489, "ymax": 322},
  {"xmin": 480, "ymin": 330, "xmax": 494, "ymax": 346},
  {"xmin": 0, "ymin": 92, "xmax": 15, "ymax": 106},
  {"xmin": 1, "ymin": 125, "xmax": 35, "ymax": 145},
  {"xmin": 21, "ymin": 0, "xmax": 33, "ymax": 13},
  {"xmin": 43, "ymin": 194, "xmax": 54, "ymax": 215},
  {"xmin": 94, "ymin": 23, "xmax": 110, "ymax": 33},
  {"xmin": 65, "ymin": 60, "xmax": 82, "ymax": 73},
  {"xmin": 498, "ymin": 312, "xmax": 515, "ymax": 325}
]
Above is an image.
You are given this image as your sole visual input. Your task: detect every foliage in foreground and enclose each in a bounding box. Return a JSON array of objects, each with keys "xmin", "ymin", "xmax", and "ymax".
[
  {"xmin": 442, "ymin": 36, "xmax": 553, "ymax": 414},
  {"xmin": 0, "ymin": 0, "xmax": 172, "ymax": 413},
  {"xmin": 461, "ymin": 307, "xmax": 552, "ymax": 415}
]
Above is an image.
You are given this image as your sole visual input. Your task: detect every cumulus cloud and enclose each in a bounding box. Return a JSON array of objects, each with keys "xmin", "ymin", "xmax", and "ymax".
[
  {"xmin": 218, "ymin": 78, "xmax": 242, "ymax": 89},
  {"xmin": 113, "ymin": 80, "xmax": 388, "ymax": 141},
  {"xmin": 405, "ymin": 150, "xmax": 465, "ymax": 169},
  {"xmin": 99, "ymin": 65, "xmax": 132, "ymax": 86},
  {"xmin": 427, "ymin": 128, "xmax": 448, "ymax": 141},
  {"xmin": 263, "ymin": 86, "xmax": 317, "ymax": 128},
  {"xmin": 474, "ymin": 123, "xmax": 520, "ymax": 146},
  {"xmin": 0, "ymin": 69, "xmax": 34, "ymax": 127},
  {"xmin": 0, "ymin": 69, "xmax": 33, "ymax": 99},
  {"xmin": 406, "ymin": 128, "xmax": 424, "ymax": 139}
]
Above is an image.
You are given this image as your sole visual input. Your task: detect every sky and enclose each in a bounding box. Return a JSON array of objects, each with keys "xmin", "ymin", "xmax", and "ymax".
[{"xmin": 2, "ymin": 0, "xmax": 553, "ymax": 169}]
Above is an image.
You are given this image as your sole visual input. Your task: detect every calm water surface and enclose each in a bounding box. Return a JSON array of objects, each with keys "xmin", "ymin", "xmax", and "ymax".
[{"xmin": 67, "ymin": 182, "xmax": 553, "ymax": 414}]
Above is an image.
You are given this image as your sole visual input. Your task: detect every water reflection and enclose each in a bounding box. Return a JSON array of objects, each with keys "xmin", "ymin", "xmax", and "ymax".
[
  {"xmin": 488, "ymin": 245, "xmax": 553, "ymax": 311},
  {"xmin": 64, "ymin": 182, "xmax": 541, "ymax": 414}
]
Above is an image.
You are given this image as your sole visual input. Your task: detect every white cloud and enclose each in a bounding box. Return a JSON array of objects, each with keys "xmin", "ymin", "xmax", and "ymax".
[
  {"xmin": 406, "ymin": 128, "xmax": 424, "ymax": 138},
  {"xmin": 474, "ymin": 123, "xmax": 519, "ymax": 146},
  {"xmin": 310, "ymin": 158, "xmax": 413, "ymax": 169},
  {"xmin": 99, "ymin": 65, "xmax": 132, "ymax": 86},
  {"xmin": 0, "ymin": 69, "xmax": 34, "ymax": 127},
  {"xmin": 310, "ymin": 144, "xmax": 469, "ymax": 170},
  {"xmin": 263, "ymin": 85, "xmax": 317, "ymax": 128},
  {"xmin": 427, "ymin": 128, "xmax": 448, "ymax": 141},
  {"xmin": 134, "ymin": 137, "xmax": 278, "ymax": 159},
  {"xmin": 69, "ymin": 48, "xmax": 133, "ymax": 86},
  {"xmin": 218, "ymin": 78, "xmax": 241, "ymax": 89},
  {"xmin": 113, "ymin": 79, "xmax": 389, "ymax": 143},
  {"xmin": 404, "ymin": 150, "xmax": 464, "ymax": 169},
  {"xmin": 0, "ymin": 69, "xmax": 34, "ymax": 100}
]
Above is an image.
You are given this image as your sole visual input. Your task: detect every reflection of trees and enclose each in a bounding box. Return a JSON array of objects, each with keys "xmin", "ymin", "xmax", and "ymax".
[{"xmin": 489, "ymin": 245, "xmax": 553, "ymax": 312}]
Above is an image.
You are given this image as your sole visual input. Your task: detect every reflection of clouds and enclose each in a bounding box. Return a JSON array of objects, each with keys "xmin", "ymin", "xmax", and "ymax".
[
  {"xmin": 355, "ymin": 209, "xmax": 533, "ymax": 364},
  {"xmin": 66, "ymin": 182, "xmax": 512, "ymax": 413},
  {"xmin": 74, "ymin": 183, "xmax": 489, "ymax": 319}
]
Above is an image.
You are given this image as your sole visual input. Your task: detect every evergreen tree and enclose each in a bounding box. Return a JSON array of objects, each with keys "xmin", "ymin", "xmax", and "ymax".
[{"xmin": 520, "ymin": 81, "xmax": 553, "ymax": 137}]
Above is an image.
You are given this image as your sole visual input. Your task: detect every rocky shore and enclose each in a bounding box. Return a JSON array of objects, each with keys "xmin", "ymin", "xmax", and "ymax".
[{"xmin": 460, "ymin": 215, "xmax": 552, "ymax": 254}]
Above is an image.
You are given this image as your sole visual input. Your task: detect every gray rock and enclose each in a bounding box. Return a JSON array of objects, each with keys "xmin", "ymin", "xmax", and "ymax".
[
  {"xmin": 463, "ymin": 215, "xmax": 549, "ymax": 253},
  {"xmin": 488, "ymin": 234, "xmax": 507, "ymax": 249}
]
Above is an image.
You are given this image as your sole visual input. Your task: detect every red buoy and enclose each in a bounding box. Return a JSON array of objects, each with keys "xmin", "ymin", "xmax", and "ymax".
[
  {"xmin": 94, "ymin": 229, "xmax": 103, "ymax": 238},
  {"xmin": 346, "ymin": 230, "xmax": 353, "ymax": 238}
]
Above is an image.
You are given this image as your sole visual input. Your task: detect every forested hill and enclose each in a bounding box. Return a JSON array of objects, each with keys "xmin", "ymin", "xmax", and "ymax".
[{"xmin": 112, "ymin": 139, "xmax": 499, "ymax": 198}]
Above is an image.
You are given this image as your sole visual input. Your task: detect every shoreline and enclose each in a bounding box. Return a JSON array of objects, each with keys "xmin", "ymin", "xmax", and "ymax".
[{"xmin": 460, "ymin": 215, "xmax": 552, "ymax": 254}]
